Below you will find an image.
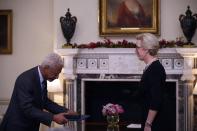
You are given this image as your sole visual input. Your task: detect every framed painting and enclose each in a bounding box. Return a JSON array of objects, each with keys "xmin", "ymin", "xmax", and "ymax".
[
  {"xmin": 0, "ymin": 10, "xmax": 12, "ymax": 54},
  {"xmin": 99, "ymin": 0, "xmax": 160, "ymax": 36}
]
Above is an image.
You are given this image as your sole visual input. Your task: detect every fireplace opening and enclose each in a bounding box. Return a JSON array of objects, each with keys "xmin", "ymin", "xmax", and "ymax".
[{"xmin": 82, "ymin": 79, "xmax": 176, "ymax": 129}]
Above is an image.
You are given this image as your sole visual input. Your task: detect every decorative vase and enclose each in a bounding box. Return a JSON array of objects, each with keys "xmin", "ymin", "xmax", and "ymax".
[
  {"xmin": 60, "ymin": 8, "xmax": 77, "ymax": 47},
  {"xmin": 107, "ymin": 115, "xmax": 119, "ymax": 126},
  {"xmin": 179, "ymin": 6, "xmax": 197, "ymax": 45}
]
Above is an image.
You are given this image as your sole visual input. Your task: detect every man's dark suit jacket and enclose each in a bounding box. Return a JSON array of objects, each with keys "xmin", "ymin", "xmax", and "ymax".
[{"xmin": 0, "ymin": 66, "xmax": 67, "ymax": 131}]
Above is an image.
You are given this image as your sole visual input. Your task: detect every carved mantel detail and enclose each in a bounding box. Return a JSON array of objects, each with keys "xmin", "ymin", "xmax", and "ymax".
[{"xmin": 176, "ymin": 48, "xmax": 197, "ymax": 81}]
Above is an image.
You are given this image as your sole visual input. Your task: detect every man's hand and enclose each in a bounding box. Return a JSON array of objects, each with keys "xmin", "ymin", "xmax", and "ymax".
[
  {"xmin": 65, "ymin": 110, "xmax": 78, "ymax": 115},
  {"xmin": 53, "ymin": 111, "xmax": 78, "ymax": 124},
  {"xmin": 53, "ymin": 113, "xmax": 68, "ymax": 124}
]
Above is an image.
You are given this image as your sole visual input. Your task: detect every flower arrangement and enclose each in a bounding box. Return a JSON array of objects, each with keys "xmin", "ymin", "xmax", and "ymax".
[
  {"xmin": 67, "ymin": 37, "xmax": 189, "ymax": 49},
  {"xmin": 102, "ymin": 103, "xmax": 124, "ymax": 116}
]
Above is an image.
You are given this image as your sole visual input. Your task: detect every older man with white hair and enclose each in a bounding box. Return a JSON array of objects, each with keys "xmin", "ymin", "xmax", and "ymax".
[{"xmin": 0, "ymin": 53, "xmax": 77, "ymax": 131}]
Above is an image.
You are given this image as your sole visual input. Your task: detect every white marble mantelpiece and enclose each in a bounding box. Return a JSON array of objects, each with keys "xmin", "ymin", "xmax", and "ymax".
[{"xmin": 55, "ymin": 48, "xmax": 197, "ymax": 79}]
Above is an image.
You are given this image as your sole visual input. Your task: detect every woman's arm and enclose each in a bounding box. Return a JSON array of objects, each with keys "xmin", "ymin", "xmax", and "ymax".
[{"xmin": 144, "ymin": 110, "xmax": 157, "ymax": 131}]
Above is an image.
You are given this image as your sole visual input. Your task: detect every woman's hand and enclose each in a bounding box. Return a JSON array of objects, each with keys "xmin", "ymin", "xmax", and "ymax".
[{"xmin": 144, "ymin": 125, "xmax": 151, "ymax": 131}]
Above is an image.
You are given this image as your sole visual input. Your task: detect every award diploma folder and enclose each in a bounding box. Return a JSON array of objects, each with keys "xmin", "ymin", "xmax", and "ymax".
[{"xmin": 64, "ymin": 115, "xmax": 90, "ymax": 121}]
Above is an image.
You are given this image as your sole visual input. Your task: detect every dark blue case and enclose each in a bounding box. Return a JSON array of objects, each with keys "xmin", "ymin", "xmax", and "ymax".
[{"xmin": 64, "ymin": 115, "xmax": 90, "ymax": 121}]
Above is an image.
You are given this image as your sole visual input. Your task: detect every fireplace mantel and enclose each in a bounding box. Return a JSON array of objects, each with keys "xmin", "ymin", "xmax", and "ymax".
[{"xmin": 55, "ymin": 48, "xmax": 197, "ymax": 79}]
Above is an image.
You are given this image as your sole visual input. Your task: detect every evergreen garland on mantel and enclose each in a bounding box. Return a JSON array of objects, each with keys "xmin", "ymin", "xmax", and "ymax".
[{"xmin": 62, "ymin": 37, "xmax": 195, "ymax": 49}]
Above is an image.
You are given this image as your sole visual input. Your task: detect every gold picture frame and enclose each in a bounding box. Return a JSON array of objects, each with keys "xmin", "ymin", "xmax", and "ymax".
[
  {"xmin": 99, "ymin": 0, "xmax": 160, "ymax": 36},
  {"xmin": 0, "ymin": 10, "xmax": 12, "ymax": 54}
]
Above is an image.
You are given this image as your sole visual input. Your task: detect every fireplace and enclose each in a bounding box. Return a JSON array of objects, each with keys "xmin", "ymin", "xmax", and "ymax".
[
  {"xmin": 75, "ymin": 75, "xmax": 178, "ymax": 130},
  {"xmin": 81, "ymin": 79, "xmax": 176, "ymax": 128},
  {"xmin": 56, "ymin": 48, "xmax": 197, "ymax": 131},
  {"xmin": 84, "ymin": 80, "xmax": 142, "ymax": 123}
]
